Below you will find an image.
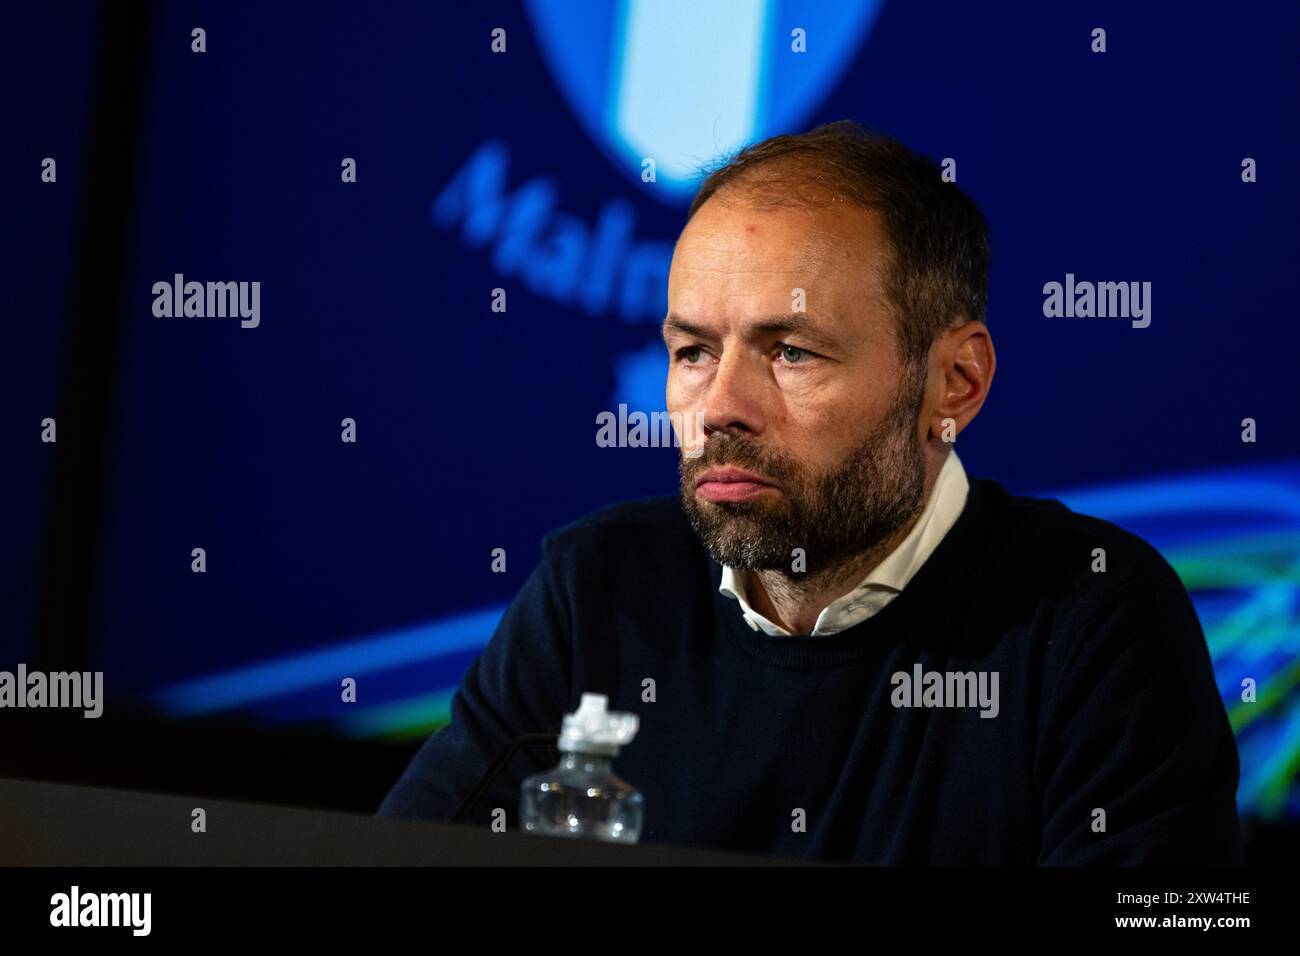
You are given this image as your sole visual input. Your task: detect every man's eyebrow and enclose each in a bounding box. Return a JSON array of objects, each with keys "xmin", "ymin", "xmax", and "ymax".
[
  {"xmin": 661, "ymin": 313, "xmax": 711, "ymax": 341},
  {"xmin": 662, "ymin": 312, "xmax": 843, "ymax": 350},
  {"xmin": 751, "ymin": 313, "xmax": 821, "ymax": 338}
]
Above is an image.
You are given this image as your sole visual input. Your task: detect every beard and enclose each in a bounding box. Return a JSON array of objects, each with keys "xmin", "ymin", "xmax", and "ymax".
[{"xmin": 679, "ymin": 369, "xmax": 928, "ymax": 574}]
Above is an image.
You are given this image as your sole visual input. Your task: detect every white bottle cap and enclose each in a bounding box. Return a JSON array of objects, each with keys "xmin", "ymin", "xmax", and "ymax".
[{"xmin": 558, "ymin": 693, "xmax": 639, "ymax": 755}]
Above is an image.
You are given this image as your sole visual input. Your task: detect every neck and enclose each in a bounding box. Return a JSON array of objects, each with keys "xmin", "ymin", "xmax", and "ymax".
[{"xmin": 745, "ymin": 449, "xmax": 947, "ymax": 635}]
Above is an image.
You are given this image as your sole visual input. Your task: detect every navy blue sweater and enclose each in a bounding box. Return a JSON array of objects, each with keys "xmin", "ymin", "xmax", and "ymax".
[{"xmin": 378, "ymin": 477, "xmax": 1244, "ymax": 864}]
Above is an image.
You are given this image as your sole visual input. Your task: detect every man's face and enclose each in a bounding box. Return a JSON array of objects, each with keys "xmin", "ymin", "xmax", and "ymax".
[{"xmin": 664, "ymin": 193, "xmax": 928, "ymax": 573}]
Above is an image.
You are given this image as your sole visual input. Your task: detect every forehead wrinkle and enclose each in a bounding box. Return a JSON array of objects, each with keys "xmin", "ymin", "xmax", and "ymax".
[{"xmin": 675, "ymin": 236, "xmax": 850, "ymax": 281}]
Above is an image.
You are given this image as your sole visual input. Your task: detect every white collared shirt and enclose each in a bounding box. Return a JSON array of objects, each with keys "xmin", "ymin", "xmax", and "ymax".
[{"xmin": 718, "ymin": 451, "xmax": 970, "ymax": 636}]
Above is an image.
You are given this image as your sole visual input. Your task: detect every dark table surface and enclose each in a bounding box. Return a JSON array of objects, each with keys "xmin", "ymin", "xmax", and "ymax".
[{"xmin": 0, "ymin": 776, "xmax": 811, "ymax": 866}]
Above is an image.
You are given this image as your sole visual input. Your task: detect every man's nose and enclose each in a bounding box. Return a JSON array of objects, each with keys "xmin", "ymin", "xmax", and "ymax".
[{"xmin": 701, "ymin": 349, "xmax": 766, "ymax": 436}]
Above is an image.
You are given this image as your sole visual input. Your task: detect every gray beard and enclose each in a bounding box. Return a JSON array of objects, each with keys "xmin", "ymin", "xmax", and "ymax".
[{"xmin": 679, "ymin": 377, "xmax": 928, "ymax": 575}]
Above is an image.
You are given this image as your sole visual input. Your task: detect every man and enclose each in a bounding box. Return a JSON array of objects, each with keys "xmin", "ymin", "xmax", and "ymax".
[{"xmin": 379, "ymin": 122, "xmax": 1243, "ymax": 865}]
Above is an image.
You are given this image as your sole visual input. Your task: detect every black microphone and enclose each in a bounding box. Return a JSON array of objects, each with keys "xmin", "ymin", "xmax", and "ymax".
[{"xmin": 449, "ymin": 723, "xmax": 562, "ymax": 824}]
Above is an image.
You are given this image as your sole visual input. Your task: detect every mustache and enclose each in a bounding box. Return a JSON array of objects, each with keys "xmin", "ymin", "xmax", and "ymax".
[{"xmin": 682, "ymin": 433, "xmax": 798, "ymax": 486}]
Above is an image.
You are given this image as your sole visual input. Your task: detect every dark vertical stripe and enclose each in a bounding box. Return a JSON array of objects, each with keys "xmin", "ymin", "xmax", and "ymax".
[{"xmin": 34, "ymin": 1, "xmax": 155, "ymax": 670}]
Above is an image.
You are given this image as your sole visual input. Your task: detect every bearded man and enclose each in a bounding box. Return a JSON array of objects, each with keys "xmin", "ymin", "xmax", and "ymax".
[{"xmin": 379, "ymin": 122, "xmax": 1243, "ymax": 865}]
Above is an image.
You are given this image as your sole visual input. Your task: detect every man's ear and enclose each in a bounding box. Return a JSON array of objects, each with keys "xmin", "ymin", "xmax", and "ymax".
[{"xmin": 928, "ymin": 320, "xmax": 995, "ymax": 442}]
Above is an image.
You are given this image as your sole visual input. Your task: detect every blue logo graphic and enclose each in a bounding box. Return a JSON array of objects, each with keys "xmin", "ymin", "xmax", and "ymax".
[{"xmin": 523, "ymin": 0, "xmax": 885, "ymax": 202}]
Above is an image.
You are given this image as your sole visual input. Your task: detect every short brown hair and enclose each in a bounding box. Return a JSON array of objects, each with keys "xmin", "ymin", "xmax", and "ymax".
[{"xmin": 687, "ymin": 120, "xmax": 991, "ymax": 371}]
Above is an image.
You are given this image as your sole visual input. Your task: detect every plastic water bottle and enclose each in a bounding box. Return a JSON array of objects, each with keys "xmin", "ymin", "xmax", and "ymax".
[{"xmin": 520, "ymin": 693, "xmax": 644, "ymax": 843}]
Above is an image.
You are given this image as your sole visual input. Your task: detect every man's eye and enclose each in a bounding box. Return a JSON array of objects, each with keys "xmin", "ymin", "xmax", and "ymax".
[
  {"xmin": 781, "ymin": 345, "xmax": 809, "ymax": 364},
  {"xmin": 678, "ymin": 346, "xmax": 705, "ymax": 364}
]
